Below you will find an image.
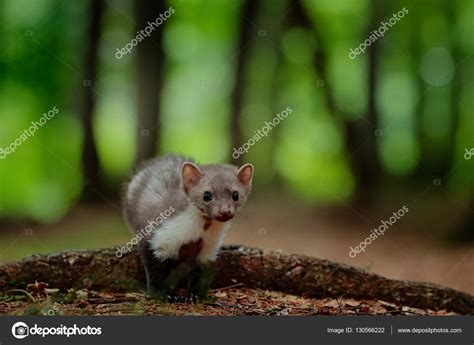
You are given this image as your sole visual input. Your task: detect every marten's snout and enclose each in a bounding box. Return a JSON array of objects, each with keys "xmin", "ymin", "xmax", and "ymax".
[{"xmin": 215, "ymin": 206, "xmax": 234, "ymax": 222}]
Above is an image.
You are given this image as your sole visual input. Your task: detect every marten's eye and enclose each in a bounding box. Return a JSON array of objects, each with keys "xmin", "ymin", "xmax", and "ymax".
[
  {"xmin": 232, "ymin": 191, "xmax": 239, "ymax": 201},
  {"xmin": 203, "ymin": 191, "xmax": 212, "ymax": 202}
]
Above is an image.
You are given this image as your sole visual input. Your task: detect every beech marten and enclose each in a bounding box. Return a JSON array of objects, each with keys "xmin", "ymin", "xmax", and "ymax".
[{"xmin": 123, "ymin": 155, "xmax": 253, "ymax": 301}]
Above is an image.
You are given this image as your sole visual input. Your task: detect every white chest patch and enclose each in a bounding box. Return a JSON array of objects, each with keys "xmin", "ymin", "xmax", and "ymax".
[{"xmin": 149, "ymin": 205, "xmax": 231, "ymax": 263}]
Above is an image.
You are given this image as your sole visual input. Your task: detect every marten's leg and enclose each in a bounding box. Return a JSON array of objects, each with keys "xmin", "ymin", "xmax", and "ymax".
[
  {"xmin": 139, "ymin": 241, "xmax": 179, "ymax": 298},
  {"xmin": 187, "ymin": 264, "xmax": 202, "ymax": 301},
  {"xmin": 140, "ymin": 241, "xmax": 208, "ymax": 302}
]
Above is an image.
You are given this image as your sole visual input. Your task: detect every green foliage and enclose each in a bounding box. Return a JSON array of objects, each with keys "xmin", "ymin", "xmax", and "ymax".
[{"xmin": 0, "ymin": 0, "xmax": 472, "ymax": 223}]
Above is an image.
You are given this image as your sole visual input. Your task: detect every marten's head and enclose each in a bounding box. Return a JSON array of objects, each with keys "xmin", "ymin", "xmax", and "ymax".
[{"xmin": 181, "ymin": 162, "xmax": 253, "ymax": 222}]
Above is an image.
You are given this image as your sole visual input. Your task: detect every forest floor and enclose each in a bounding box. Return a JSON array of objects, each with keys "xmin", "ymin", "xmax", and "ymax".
[
  {"xmin": 1, "ymin": 186, "xmax": 473, "ymax": 319},
  {"xmin": 0, "ymin": 287, "xmax": 458, "ymax": 316},
  {"xmin": 1, "ymin": 194, "xmax": 473, "ymax": 294}
]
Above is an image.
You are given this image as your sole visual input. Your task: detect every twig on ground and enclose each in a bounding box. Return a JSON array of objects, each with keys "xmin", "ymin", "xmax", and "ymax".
[
  {"xmin": 7, "ymin": 289, "xmax": 37, "ymax": 303},
  {"xmin": 209, "ymin": 283, "xmax": 244, "ymax": 292}
]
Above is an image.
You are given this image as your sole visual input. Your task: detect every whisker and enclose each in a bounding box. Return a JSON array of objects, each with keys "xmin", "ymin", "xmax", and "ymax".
[{"xmin": 235, "ymin": 211, "xmax": 249, "ymax": 222}]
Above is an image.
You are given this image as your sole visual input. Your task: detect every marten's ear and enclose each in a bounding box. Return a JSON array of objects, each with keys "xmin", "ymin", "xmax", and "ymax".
[
  {"xmin": 182, "ymin": 162, "xmax": 203, "ymax": 193},
  {"xmin": 236, "ymin": 163, "xmax": 253, "ymax": 188}
]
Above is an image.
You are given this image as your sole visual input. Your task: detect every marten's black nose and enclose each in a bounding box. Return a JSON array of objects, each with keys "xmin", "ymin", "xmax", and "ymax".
[{"xmin": 216, "ymin": 210, "xmax": 234, "ymax": 222}]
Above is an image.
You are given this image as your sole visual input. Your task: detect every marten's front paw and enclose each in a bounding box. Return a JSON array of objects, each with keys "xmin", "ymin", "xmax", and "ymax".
[{"xmin": 166, "ymin": 288, "xmax": 199, "ymax": 303}]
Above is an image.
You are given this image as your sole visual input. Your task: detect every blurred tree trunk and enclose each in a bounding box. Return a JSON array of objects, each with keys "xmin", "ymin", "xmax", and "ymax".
[
  {"xmin": 412, "ymin": 13, "xmax": 429, "ymax": 179},
  {"xmin": 446, "ymin": 3, "xmax": 473, "ymax": 242},
  {"xmin": 289, "ymin": 1, "xmax": 382, "ymax": 202},
  {"xmin": 441, "ymin": 65, "xmax": 460, "ymax": 177},
  {"xmin": 441, "ymin": 2, "xmax": 461, "ymax": 177},
  {"xmin": 134, "ymin": 0, "xmax": 166, "ymax": 165},
  {"xmin": 453, "ymin": 195, "xmax": 474, "ymax": 242},
  {"xmin": 415, "ymin": 2, "xmax": 461, "ymax": 179},
  {"xmin": 81, "ymin": 0, "xmax": 105, "ymax": 201},
  {"xmin": 229, "ymin": 0, "xmax": 258, "ymax": 165},
  {"xmin": 360, "ymin": 0, "xmax": 382, "ymax": 190},
  {"xmin": 266, "ymin": 2, "xmax": 287, "ymax": 188}
]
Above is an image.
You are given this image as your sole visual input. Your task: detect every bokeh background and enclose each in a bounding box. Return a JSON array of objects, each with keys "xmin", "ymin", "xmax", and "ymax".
[{"xmin": 0, "ymin": 0, "xmax": 473, "ymax": 293}]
